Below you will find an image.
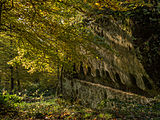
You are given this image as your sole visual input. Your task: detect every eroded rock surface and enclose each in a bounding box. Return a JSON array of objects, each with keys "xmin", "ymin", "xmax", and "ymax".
[{"xmin": 74, "ymin": 12, "xmax": 160, "ymax": 97}]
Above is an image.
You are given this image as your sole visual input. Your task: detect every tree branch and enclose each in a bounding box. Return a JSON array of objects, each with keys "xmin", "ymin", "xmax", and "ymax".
[
  {"xmin": 2, "ymin": 0, "xmax": 14, "ymax": 11},
  {"xmin": 57, "ymin": 0, "xmax": 87, "ymax": 14}
]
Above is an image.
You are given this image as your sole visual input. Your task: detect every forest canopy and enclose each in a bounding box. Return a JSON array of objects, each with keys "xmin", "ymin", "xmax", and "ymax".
[{"xmin": 0, "ymin": 0, "xmax": 159, "ymax": 73}]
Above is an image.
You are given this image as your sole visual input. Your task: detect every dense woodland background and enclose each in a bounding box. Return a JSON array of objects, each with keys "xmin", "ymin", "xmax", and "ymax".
[{"xmin": 0, "ymin": 0, "xmax": 160, "ymax": 119}]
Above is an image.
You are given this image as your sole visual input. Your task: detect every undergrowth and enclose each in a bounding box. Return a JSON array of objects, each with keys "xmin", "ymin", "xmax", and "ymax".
[{"xmin": 0, "ymin": 90, "xmax": 160, "ymax": 120}]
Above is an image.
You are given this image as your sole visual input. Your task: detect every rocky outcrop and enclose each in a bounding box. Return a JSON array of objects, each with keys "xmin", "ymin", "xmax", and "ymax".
[
  {"xmin": 58, "ymin": 6, "xmax": 160, "ymax": 111},
  {"xmin": 63, "ymin": 7, "xmax": 160, "ymax": 99},
  {"xmin": 74, "ymin": 10, "xmax": 160, "ymax": 97}
]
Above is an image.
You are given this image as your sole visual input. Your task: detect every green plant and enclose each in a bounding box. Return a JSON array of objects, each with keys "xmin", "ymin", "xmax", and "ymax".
[{"xmin": 0, "ymin": 93, "xmax": 19, "ymax": 119}]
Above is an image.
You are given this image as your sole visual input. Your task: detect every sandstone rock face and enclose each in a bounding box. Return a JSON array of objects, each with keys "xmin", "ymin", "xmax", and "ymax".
[{"xmin": 76, "ymin": 17, "xmax": 159, "ymax": 97}]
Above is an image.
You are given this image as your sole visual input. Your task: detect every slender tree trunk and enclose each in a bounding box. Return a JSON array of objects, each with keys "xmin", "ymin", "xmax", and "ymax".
[
  {"xmin": 60, "ymin": 66, "xmax": 64, "ymax": 94},
  {"xmin": 16, "ymin": 66, "xmax": 20, "ymax": 91},
  {"xmin": 17, "ymin": 79, "xmax": 20, "ymax": 91},
  {"xmin": 10, "ymin": 66, "xmax": 14, "ymax": 91},
  {"xmin": 10, "ymin": 25, "xmax": 14, "ymax": 91},
  {"xmin": 0, "ymin": 76, "xmax": 1, "ymax": 85},
  {"xmin": 57, "ymin": 64, "xmax": 60, "ymax": 81},
  {"xmin": 55, "ymin": 62, "xmax": 60, "ymax": 96},
  {"xmin": 0, "ymin": 2, "xmax": 2, "ymax": 25}
]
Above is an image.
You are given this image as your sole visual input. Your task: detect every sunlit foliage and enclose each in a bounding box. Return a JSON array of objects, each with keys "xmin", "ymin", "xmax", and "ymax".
[{"xmin": 0, "ymin": 0, "xmax": 159, "ymax": 73}]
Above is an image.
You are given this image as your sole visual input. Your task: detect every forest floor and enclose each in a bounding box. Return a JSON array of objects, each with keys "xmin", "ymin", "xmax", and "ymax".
[{"xmin": 1, "ymin": 93, "xmax": 160, "ymax": 120}]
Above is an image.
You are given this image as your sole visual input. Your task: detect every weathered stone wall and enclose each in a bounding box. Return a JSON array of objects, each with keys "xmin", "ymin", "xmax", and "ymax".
[{"xmin": 62, "ymin": 78, "xmax": 150, "ymax": 109}]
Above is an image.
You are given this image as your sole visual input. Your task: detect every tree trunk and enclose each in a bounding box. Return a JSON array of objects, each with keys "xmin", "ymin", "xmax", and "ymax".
[
  {"xmin": 16, "ymin": 66, "xmax": 20, "ymax": 91},
  {"xmin": 10, "ymin": 25, "xmax": 14, "ymax": 91},
  {"xmin": 0, "ymin": 76, "xmax": 1, "ymax": 85},
  {"xmin": 10, "ymin": 66, "xmax": 14, "ymax": 91},
  {"xmin": 17, "ymin": 79, "xmax": 20, "ymax": 91},
  {"xmin": 60, "ymin": 66, "xmax": 64, "ymax": 94},
  {"xmin": 0, "ymin": 2, "xmax": 2, "ymax": 25}
]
